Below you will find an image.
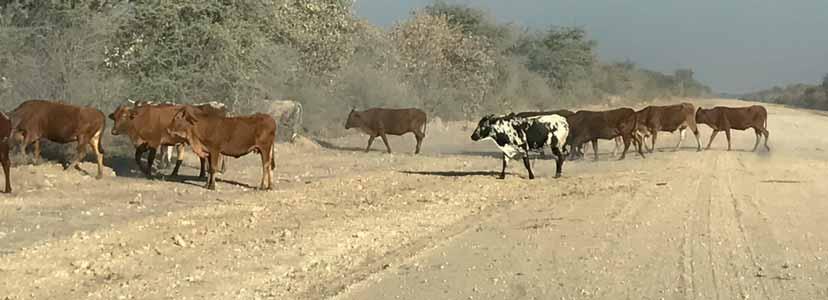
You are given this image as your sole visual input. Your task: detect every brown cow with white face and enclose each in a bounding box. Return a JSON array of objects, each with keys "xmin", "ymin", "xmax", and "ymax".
[
  {"xmin": 695, "ymin": 105, "xmax": 770, "ymax": 151},
  {"xmin": 167, "ymin": 106, "xmax": 276, "ymax": 190},
  {"xmin": 345, "ymin": 108, "xmax": 427, "ymax": 154},
  {"xmin": 10, "ymin": 100, "xmax": 106, "ymax": 179}
]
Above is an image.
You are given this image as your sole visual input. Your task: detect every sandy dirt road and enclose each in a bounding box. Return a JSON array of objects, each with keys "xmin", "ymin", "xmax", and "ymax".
[{"xmin": 1, "ymin": 99, "xmax": 827, "ymax": 299}]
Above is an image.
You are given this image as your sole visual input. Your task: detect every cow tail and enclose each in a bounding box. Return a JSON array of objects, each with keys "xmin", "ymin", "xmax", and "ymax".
[
  {"xmin": 98, "ymin": 128, "xmax": 105, "ymax": 154},
  {"xmin": 271, "ymin": 148, "xmax": 276, "ymax": 170}
]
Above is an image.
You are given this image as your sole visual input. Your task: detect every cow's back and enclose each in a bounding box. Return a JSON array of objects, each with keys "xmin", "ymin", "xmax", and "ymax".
[
  {"xmin": 721, "ymin": 105, "xmax": 767, "ymax": 130},
  {"xmin": 12, "ymin": 100, "xmax": 103, "ymax": 143},
  {"xmin": 638, "ymin": 103, "xmax": 696, "ymax": 132},
  {"xmin": 365, "ymin": 108, "xmax": 426, "ymax": 135}
]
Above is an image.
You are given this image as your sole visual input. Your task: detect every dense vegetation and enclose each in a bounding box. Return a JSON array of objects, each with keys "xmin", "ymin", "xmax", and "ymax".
[
  {"xmin": 740, "ymin": 74, "xmax": 828, "ymax": 110},
  {"xmin": 0, "ymin": 0, "xmax": 711, "ymax": 136}
]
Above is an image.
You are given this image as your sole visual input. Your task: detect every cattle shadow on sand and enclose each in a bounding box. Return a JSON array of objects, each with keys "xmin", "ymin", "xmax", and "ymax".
[
  {"xmin": 399, "ymin": 170, "xmax": 507, "ymax": 178},
  {"xmin": 311, "ymin": 138, "xmax": 365, "ymax": 152}
]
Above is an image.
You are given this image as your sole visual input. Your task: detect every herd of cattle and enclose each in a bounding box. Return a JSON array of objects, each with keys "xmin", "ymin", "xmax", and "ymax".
[
  {"xmin": 0, "ymin": 99, "xmax": 770, "ymax": 194},
  {"xmin": 343, "ymin": 103, "xmax": 770, "ymax": 180},
  {"xmin": 0, "ymin": 99, "xmax": 279, "ymax": 193}
]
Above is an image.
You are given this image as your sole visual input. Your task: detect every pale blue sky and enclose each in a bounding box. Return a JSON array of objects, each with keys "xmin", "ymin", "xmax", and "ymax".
[{"xmin": 354, "ymin": 0, "xmax": 828, "ymax": 93}]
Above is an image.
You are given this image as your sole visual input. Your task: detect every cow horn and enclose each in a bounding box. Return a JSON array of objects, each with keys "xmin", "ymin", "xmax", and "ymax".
[{"xmin": 127, "ymin": 99, "xmax": 135, "ymax": 104}]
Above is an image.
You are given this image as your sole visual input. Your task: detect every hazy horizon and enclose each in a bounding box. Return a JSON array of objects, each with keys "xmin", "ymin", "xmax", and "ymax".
[{"xmin": 354, "ymin": 0, "xmax": 828, "ymax": 94}]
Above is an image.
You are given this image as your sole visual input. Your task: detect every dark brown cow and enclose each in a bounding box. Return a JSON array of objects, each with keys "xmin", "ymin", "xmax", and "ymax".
[
  {"xmin": 565, "ymin": 108, "xmax": 645, "ymax": 160},
  {"xmin": 109, "ymin": 102, "xmax": 226, "ymax": 178},
  {"xmin": 515, "ymin": 109, "xmax": 575, "ymax": 118},
  {"xmin": 0, "ymin": 112, "xmax": 11, "ymax": 193},
  {"xmin": 695, "ymin": 105, "xmax": 770, "ymax": 151},
  {"xmin": 167, "ymin": 106, "xmax": 276, "ymax": 190},
  {"xmin": 344, "ymin": 108, "xmax": 427, "ymax": 154},
  {"xmin": 635, "ymin": 103, "xmax": 702, "ymax": 152},
  {"xmin": 10, "ymin": 100, "xmax": 106, "ymax": 178}
]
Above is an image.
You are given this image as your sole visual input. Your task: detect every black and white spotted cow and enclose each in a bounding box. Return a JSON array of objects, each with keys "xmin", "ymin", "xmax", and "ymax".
[{"xmin": 470, "ymin": 113, "xmax": 569, "ymax": 179}]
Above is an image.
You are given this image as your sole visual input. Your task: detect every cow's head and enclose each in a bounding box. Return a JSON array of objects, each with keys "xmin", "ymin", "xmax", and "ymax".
[
  {"xmin": 470, "ymin": 114, "xmax": 497, "ymax": 141},
  {"xmin": 109, "ymin": 105, "xmax": 139, "ymax": 136},
  {"xmin": 344, "ymin": 108, "xmax": 361, "ymax": 129},
  {"xmin": 695, "ymin": 107, "xmax": 709, "ymax": 124}
]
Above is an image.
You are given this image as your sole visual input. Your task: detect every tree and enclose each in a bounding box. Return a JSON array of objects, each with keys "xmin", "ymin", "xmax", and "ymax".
[
  {"xmin": 104, "ymin": 1, "xmax": 273, "ymax": 105},
  {"xmin": 511, "ymin": 26, "xmax": 595, "ymax": 89},
  {"xmin": 822, "ymin": 73, "xmax": 828, "ymax": 90},
  {"xmin": 391, "ymin": 12, "xmax": 496, "ymax": 118}
]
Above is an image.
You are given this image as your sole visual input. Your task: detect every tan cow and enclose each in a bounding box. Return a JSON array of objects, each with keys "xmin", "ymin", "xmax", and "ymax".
[
  {"xmin": 10, "ymin": 100, "xmax": 106, "ymax": 179},
  {"xmin": 168, "ymin": 106, "xmax": 276, "ymax": 190},
  {"xmin": 695, "ymin": 105, "xmax": 770, "ymax": 151}
]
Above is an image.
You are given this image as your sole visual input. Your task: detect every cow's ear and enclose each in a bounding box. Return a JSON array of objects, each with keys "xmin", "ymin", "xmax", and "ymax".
[{"xmin": 108, "ymin": 113, "xmax": 115, "ymax": 120}]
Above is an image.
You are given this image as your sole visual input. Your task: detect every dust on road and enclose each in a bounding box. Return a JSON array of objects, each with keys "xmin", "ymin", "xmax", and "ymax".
[{"xmin": 2, "ymin": 99, "xmax": 827, "ymax": 300}]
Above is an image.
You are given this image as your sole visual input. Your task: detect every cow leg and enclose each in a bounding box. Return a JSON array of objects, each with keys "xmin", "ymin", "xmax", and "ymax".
[
  {"xmin": 551, "ymin": 146, "xmax": 564, "ymax": 178},
  {"xmin": 145, "ymin": 147, "xmax": 157, "ymax": 178},
  {"xmin": 171, "ymin": 145, "xmax": 186, "ymax": 177},
  {"xmin": 691, "ymin": 124, "xmax": 702, "ymax": 151},
  {"xmin": 380, "ymin": 133, "xmax": 392, "ymax": 154},
  {"xmin": 89, "ymin": 130, "xmax": 104, "ymax": 179},
  {"xmin": 650, "ymin": 131, "xmax": 658, "ymax": 153},
  {"xmin": 611, "ymin": 137, "xmax": 620, "ymax": 157},
  {"xmin": 522, "ymin": 156, "xmax": 534, "ymax": 180},
  {"xmin": 259, "ymin": 147, "xmax": 273, "ymax": 190},
  {"xmin": 219, "ymin": 155, "xmax": 227, "ymax": 173},
  {"xmin": 66, "ymin": 139, "xmax": 88, "ymax": 172},
  {"xmin": 499, "ymin": 154, "xmax": 507, "ymax": 179},
  {"xmin": 706, "ymin": 131, "xmax": 719, "ymax": 150},
  {"xmin": 725, "ymin": 129, "xmax": 732, "ymax": 151},
  {"xmin": 365, "ymin": 136, "xmax": 375, "ymax": 152},
  {"xmin": 1, "ymin": 147, "xmax": 10, "ymax": 193},
  {"xmin": 592, "ymin": 138, "xmax": 599, "ymax": 161},
  {"xmin": 674, "ymin": 128, "xmax": 686, "ymax": 151},
  {"xmin": 634, "ymin": 133, "xmax": 646, "ymax": 159},
  {"xmin": 763, "ymin": 128, "xmax": 771, "ymax": 151},
  {"xmin": 33, "ymin": 139, "xmax": 41, "ymax": 165},
  {"xmin": 414, "ymin": 132, "xmax": 424, "ymax": 154},
  {"xmin": 752, "ymin": 128, "xmax": 761, "ymax": 152},
  {"xmin": 134, "ymin": 145, "xmax": 147, "ymax": 173},
  {"xmin": 205, "ymin": 151, "xmax": 220, "ymax": 190}
]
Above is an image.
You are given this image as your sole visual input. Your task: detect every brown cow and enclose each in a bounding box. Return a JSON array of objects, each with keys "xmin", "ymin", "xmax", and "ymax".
[
  {"xmin": 695, "ymin": 105, "xmax": 770, "ymax": 151},
  {"xmin": 110, "ymin": 102, "xmax": 224, "ymax": 178},
  {"xmin": 344, "ymin": 108, "xmax": 427, "ymax": 154},
  {"xmin": 565, "ymin": 108, "xmax": 645, "ymax": 160},
  {"xmin": 0, "ymin": 112, "xmax": 11, "ymax": 193},
  {"xmin": 635, "ymin": 103, "xmax": 702, "ymax": 152},
  {"xmin": 167, "ymin": 106, "xmax": 276, "ymax": 190},
  {"xmin": 10, "ymin": 100, "xmax": 105, "ymax": 179}
]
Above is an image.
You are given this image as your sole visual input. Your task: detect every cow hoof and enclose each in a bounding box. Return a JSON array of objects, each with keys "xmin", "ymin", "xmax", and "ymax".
[
  {"xmin": 497, "ymin": 176, "xmax": 505, "ymax": 180},
  {"xmin": 555, "ymin": 173, "xmax": 562, "ymax": 178},
  {"xmin": 95, "ymin": 174, "xmax": 103, "ymax": 180}
]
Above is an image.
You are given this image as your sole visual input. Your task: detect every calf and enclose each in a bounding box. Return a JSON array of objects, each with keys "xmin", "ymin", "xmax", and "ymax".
[
  {"xmin": 168, "ymin": 106, "xmax": 276, "ymax": 190},
  {"xmin": 695, "ymin": 105, "xmax": 770, "ymax": 151},
  {"xmin": 565, "ymin": 108, "xmax": 645, "ymax": 161},
  {"xmin": 470, "ymin": 113, "xmax": 569, "ymax": 179},
  {"xmin": 0, "ymin": 112, "xmax": 11, "ymax": 193},
  {"xmin": 345, "ymin": 108, "xmax": 427, "ymax": 154},
  {"xmin": 10, "ymin": 99, "xmax": 106, "ymax": 178},
  {"xmin": 635, "ymin": 103, "xmax": 702, "ymax": 152}
]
